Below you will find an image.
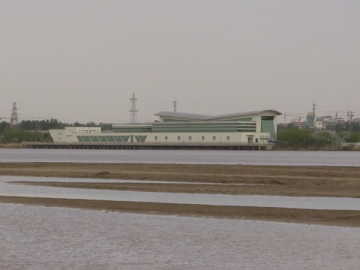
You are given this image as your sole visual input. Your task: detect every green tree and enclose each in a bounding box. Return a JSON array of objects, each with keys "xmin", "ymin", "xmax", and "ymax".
[
  {"xmin": 277, "ymin": 128, "xmax": 314, "ymax": 149},
  {"xmin": 3, "ymin": 127, "xmax": 46, "ymax": 143},
  {"xmin": 0, "ymin": 122, "xmax": 10, "ymax": 134}
]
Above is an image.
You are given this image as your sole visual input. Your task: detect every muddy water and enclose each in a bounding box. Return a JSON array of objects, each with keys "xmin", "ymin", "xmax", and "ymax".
[
  {"xmin": 0, "ymin": 204, "xmax": 359, "ymax": 270},
  {"xmin": 2, "ymin": 148, "xmax": 360, "ymax": 166}
]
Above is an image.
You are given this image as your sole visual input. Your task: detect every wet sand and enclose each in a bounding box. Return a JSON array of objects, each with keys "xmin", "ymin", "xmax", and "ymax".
[
  {"xmin": 1, "ymin": 196, "xmax": 360, "ymax": 227},
  {"xmin": 1, "ymin": 162, "xmax": 360, "ymax": 226}
]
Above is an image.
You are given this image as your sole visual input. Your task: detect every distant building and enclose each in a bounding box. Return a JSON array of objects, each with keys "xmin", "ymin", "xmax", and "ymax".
[
  {"xmin": 290, "ymin": 118, "xmax": 306, "ymax": 128},
  {"xmin": 49, "ymin": 110, "xmax": 282, "ymax": 144},
  {"xmin": 315, "ymin": 115, "xmax": 345, "ymax": 129},
  {"xmin": 306, "ymin": 112, "xmax": 315, "ymax": 128}
]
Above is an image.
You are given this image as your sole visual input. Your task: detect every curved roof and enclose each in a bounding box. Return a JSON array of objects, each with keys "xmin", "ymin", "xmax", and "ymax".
[{"xmin": 155, "ymin": 110, "xmax": 282, "ymax": 121}]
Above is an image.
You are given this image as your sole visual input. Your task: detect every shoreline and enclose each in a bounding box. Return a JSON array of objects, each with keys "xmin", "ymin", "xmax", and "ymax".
[
  {"xmin": 1, "ymin": 162, "xmax": 360, "ymax": 198},
  {"xmin": 1, "ymin": 196, "xmax": 360, "ymax": 227},
  {"xmin": 0, "ymin": 144, "xmax": 359, "ymax": 150},
  {"xmin": 1, "ymin": 162, "xmax": 360, "ymax": 227}
]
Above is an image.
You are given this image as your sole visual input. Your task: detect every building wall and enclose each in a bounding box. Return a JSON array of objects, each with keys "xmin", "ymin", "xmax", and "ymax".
[
  {"xmin": 49, "ymin": 111, "xmax": 279, "ymax": 144},
  {"xmin": 50, "ymin": 128, "xmax": 271, "ymax": 144}
]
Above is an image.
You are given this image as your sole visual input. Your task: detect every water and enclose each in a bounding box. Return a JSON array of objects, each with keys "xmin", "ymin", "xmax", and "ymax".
[
  {"xmin": 0, "ymin": 204, "xmax": 359, "ymax": 270},
  {"xmin": 1, "ymin": 148, "xmax": 360, "ymax": 166},
  {"xmin": 1, "ymin": 175, "xmax": 251, "ymax": 185},
  {"xmin": 2, "ymin": 149, "xmax": 360, "ymax": 268},
  {"xmin": 1, "ymin": 177, "xmax": 360, "ymax": 210}
]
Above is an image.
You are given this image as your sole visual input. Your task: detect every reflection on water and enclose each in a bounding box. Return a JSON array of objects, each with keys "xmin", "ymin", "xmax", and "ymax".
[
  {"xmin": 1, "ymin": 177, "xmax": 360, "ymax": 210},
  {"xmin": 1, "ymin": 148, "xmax": 360, "ymax": 166},
  {"xmin": 0, "ymin": 204, "xmax": 359, "ymax": 270}
]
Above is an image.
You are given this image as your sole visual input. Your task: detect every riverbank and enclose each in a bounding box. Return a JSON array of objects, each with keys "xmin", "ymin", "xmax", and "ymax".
[
  {"xmin": 1, "ymin": 162, "xmax": 360, "ymax": 226},
  {"xmin": 0, "ymin": 143, "xmax": 24, "ymax": 149},
  {"xmin": 1, "ymin": 162, "xmax": 360, "ymax": 198},
  {"xmin": 1, "ymin": 196, "xmax": 360, "ymax": 227}
]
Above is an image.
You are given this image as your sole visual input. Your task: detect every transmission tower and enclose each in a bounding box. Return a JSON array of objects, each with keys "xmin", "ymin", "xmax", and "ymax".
[
  {"xmin": 10, "ymin": 102, "xmax": 19, "ymax": 126},
  {"xmin": 350, "ymin": 111, "xmax": 354, "ymax": 121},
  {"xmin": 129, "ymin": 93, "xmax": 138, "ymax": 124},
  {"xmin": 173, "ymin": 100, "xmax": 177, "ymax": 112},
  {"xmin": 312, "ymin": 103, "xmax": 316, "ymax": 127}
]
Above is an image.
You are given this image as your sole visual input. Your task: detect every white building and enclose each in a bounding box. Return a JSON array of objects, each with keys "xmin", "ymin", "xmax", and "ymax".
[{"xmin": 49, "ymin": 110, "xmax": 281, "ymax": 144}]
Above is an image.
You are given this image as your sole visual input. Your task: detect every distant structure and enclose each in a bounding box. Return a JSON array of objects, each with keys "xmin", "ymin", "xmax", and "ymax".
[
  {"xmin": 350, "ymin": 111, "xmax": 354, "ymax": 121},
  {"xmin": 129, "ymin": 93, "xmax": 138, "ymax": 124},
  {"xmin": 10, "ymin": 102, "xmax": 18, "ymax": 126},
  {"xmin": 312, "ymin": 103, "xmax": 316, "ymax": 121},
  {"xmin": 173, "ymin": 100, "xmax": 177, "ymax": 112},
  {"xmin": 346, "ymin": 110, "xmax": 354, "ymax": 122},
  {"xmin": 306, "ymin": 112, "xmax": 315, "ymax": 128},
  {"xmin": 49, "ymin": 109, "xmax": 282, "ymax": 146}
]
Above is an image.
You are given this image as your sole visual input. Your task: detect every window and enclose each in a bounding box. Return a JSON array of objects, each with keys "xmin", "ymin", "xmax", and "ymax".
[
  {"xmin": 165, "ymin": 136, "xmax": 168, "ymax": 140},
  {"xmin": 227, "ymin": 136, "xmax": 230, "ymax": 140},
  {"xmin": 189, "ymin": 136, "xmax": 192, "ymax": 140},
  {"xmin": 255, "ymin": 138, "xmax": 258, "ymax": 143},
  {"xmin": 178, "ymin": 136, "xmax": 181, "ymax": 140},
  {"xmin": 202, "ymin": 136, "xmax": 205, "ymax": 140},
  {"xmin": 213, "ymin": 136, "xmax": 216, "ymax": 140},
  {"xmin": 155, "ymin": 136, "xmax": 158, "ymax": 140}
]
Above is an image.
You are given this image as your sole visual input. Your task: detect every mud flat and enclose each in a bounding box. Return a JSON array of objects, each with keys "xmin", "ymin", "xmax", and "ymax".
[
  {"xmin": 1, "ymin": 162, "xmax": 360, "ymax": 198},
  {"xmin": 1, "ymin": 162, "xmax": 360, "ymax": 226},
  {"xmin": 1, "ymin": 196, "xmax": 360, "ymax": 227}
]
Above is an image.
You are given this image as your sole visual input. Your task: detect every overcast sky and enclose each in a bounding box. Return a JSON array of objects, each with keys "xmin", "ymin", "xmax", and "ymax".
[{"xmin": 1, "ymin": 1, "xmax": 359, "ymax": 124}]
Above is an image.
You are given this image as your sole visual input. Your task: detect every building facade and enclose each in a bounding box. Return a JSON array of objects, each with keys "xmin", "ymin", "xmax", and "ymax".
[{"xmin": 49, "ymin": 110, "xmax": 281, "ymax": 144}]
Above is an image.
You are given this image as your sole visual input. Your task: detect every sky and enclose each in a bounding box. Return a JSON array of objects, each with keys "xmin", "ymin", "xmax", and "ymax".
[{"xmin": 1, "ymin": 0, "xmax": 359, "ymax": 124}]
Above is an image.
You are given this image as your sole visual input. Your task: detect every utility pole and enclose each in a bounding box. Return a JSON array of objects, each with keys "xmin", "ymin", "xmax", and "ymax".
[
  {"xmin": 129, "ymin": 93, "xmax": 138, "ymax": 124},
  {"xmin": 348, "ymin": 110, "xmax": 354, "ymax": 132},
  {"xmin": 173, "ymin": 100, "xmax": 177, "ymax": 112},
  {"xmin": 10, "ymin": 102, "xmax": 18, "ymax": 126}
]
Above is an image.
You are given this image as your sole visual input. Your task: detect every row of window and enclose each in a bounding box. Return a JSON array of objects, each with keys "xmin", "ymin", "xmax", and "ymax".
[
  {"xmin": 79, "ymin": 130, "xmax": 98, "ymax": 133},
  {"xmin": 154, "ymin": 135, "xmax": 231, "ymax": 141}
]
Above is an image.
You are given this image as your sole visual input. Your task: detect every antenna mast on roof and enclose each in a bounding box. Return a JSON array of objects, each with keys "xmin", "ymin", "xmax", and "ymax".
[
  {"xmin": 10, "ymin": 102, "xmax": 19, "ymax": 126},
  {"xmin": 173, "ymin": 100, "xmax": 177, "ymax": 112},
  {"xmin": 130, "ymin": 93, "xmax": 138, "ymax": 124}
]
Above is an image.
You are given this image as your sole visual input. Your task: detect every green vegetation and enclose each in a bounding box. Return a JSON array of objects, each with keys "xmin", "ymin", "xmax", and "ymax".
[
  {"xmin": 19, "ymin": 119, "xmax": 65, "ymax": 130},
  {"xmin": 0, "ymin": 119, "xmax": 111, "ymax": 144},
  {"xmin": 2, "ymin": 128, "xmax": 49, "ymax": 143},
  {"xmin": 277, "ymin": 121, "xmax": 360, "ymax": 150},
  {"xmin": 277, "ymin": 128, "xmax": 341, "ymax": 150},
  {"xmin": 18, "ymin": 119, "xmax": 111, "ymax": 131}
]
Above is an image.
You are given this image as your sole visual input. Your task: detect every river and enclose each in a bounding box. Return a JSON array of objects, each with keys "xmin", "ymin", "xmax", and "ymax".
[
  {"xmin": 1, "ymin": 149, "xmax": 360, "ymax": 269},
  {"xmin": 1, "ymin": 204, "xmax": 359, "ymax": 270},
  {"xmin": 1, "ymin": 148, "xmax": 360, "ymax": 166}
]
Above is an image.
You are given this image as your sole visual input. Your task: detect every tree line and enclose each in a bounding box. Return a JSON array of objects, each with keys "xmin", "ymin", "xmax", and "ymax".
[
  {"xmin": 0, "ymin": 119, "xmax": 111, "ymax": 143},
  {"xmin": 277, "ymin": 126, "xmax": 360, "ymax": 150}
]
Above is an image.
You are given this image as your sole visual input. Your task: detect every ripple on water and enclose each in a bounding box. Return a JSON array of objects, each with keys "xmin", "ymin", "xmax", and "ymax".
[
  {"xmin": 1, "ymin": 148, "xmax": 360, "ymax": 166},
  {"xmin": 0, "ymin": 204, "xmax": 359, "ymax": 270}
]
